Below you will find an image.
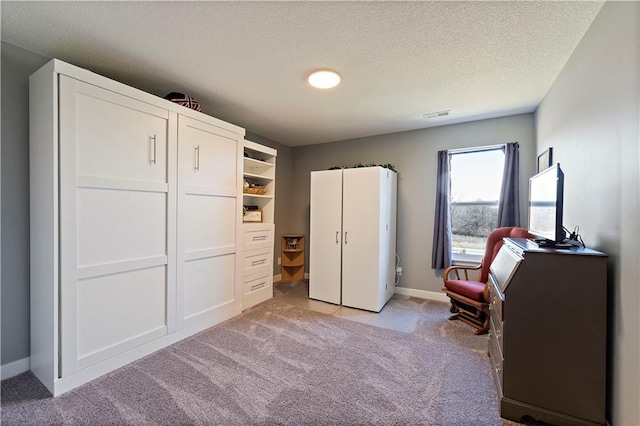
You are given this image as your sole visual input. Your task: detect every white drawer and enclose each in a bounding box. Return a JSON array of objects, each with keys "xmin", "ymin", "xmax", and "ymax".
[
  {"xmin": 242, "ymin": 272, "xmax": 273, "ymax": 310},
  {"xmin": 243, "ymin": 224, "xmax": 274, "ymax": 250},
  {"xmin": 243, "ymin": 247, "xmax": 273, "ymax": 277},
  {"xmin": 243, "ymin": 273, "xmax": 272, "ymax": 295}
]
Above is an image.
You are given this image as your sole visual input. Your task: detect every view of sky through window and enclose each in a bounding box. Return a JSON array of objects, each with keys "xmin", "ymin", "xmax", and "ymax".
[{"xmin": 450, "ymin": 149, "xmax": 505, "ymax": 202}]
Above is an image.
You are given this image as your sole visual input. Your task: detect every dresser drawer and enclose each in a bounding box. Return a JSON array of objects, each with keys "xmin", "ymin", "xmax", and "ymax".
[
  {"xmin": 489, "ymin": 330, "xmax": 504, "ymax": 397},
  {"xmin": 243, "ymin": 247, "xmax": 272, "ymax": 277},
  {"xmin": 490, "ymin": 314, "xmax": 504, "ymax": 359},
  {"xmin": 488, "ymin": 274, "xmax": 503, "ymax": 321},
  {"xmin": 243, "ymin": 224, "xmax": 274, "ymax": 250}
]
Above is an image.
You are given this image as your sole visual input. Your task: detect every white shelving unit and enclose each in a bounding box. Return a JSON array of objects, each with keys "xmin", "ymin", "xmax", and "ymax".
[
  {"xmin": 243, "ymin": 141, "xmax": 276, "ymax": 224},
  {"xmin": 241, "ymin": 140, "xmax": 277, "ymax": 309}
]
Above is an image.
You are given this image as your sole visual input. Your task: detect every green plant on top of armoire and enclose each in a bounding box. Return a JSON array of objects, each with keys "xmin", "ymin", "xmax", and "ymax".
[{"xmin": 328, "ymin": 163, "xmax": 397, "ymax": 172}]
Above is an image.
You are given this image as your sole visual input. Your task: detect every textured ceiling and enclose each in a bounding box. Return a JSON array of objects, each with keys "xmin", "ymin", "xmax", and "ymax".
[{"xmin": 1, "ymin": 1, "xmax": 604, "ymax": 146}]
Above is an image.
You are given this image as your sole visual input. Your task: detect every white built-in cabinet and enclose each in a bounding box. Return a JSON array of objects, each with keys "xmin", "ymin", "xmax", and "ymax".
[
  {"xmin": 57, "ymin": 74, "xmax": 178, "ymax": 377},
  {"xmin": 177, "ymin": 116, "xmax": 243, "ymax": 328},
  {"xmin": 29, "ymin": 59, "xmax": 248, "ymax": 396},
  {"xmin": 309, "ymin": 167, "xmax": 397, "ymax": 312},
  {"xmin": 241, "ymin": 140, "xmax": 277, "ymax": 310}
]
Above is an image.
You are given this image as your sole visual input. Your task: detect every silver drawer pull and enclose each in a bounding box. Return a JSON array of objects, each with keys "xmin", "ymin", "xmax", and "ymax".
[
  {"xmin": 251, "ymin": 259, "xmax": 267, "ymax": 266},
  {"xmin": 252, "ymin": 235, "xmax": 268, "ymax": 241},
  {"xmin": 251, "ymin": 281, "xmax": 267, "ymax": 291}
]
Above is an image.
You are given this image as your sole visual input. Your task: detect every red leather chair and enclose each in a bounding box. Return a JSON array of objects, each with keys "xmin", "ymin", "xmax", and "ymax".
[{"xmin": 442, "ymin": 226, "xmax": 532, "ymax": 334}]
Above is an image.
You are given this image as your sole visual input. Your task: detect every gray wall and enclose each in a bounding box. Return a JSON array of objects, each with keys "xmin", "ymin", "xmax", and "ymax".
[
  {"xmin": 535, "ymin": 2, "xmax": 639, "ymax": 424},
  {"xmin": 291, "ymin": 114, "xmax": 536, "ymax": 295},
  {"xmin": 1, "ymin": 43, "xmax": 49, "ymax": 365}
]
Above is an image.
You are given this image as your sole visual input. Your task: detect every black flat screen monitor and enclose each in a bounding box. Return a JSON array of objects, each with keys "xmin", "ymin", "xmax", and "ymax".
[{"xmin": 528, "ymin": 164, "xmax": 564, "ymax": 243}]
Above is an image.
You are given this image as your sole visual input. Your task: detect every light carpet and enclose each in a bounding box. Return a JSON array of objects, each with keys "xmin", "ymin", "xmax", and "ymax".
[{"xmin": 2, "ymin": 295, "xmax": 507, "ymax": 425}]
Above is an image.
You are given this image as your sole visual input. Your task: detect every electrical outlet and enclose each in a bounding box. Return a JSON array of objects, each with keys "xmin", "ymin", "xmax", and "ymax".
[
  {"xmin": 277, "ymin": 257, "xmax": 281, "ymax": 265},
  {"xmin": 396, "ymin": 266, "xmax": 402, "ymax": 276}
]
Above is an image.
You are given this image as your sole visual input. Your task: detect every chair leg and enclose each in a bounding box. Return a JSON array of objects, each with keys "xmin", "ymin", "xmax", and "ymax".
[
  {"xmin": 475, "ymin": 316, "xmax": 490, "ymax": 335},
  {"xmin": 449, "ymin": 301, "xmax": 459, "ymax": 314}
]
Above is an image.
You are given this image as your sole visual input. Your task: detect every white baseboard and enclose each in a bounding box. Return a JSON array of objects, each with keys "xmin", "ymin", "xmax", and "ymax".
[
  {"xmin": 394, "ymin": 287, "xmax": 449, "ymax": 303},
  {"xmin": 1, "ymin": 356, "xmax": 30, "ymax": 380}
]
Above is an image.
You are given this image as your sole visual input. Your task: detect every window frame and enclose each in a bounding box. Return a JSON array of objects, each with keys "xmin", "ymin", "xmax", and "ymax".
[{"xmin": 448, "ymin": 145, "xmax": 505, "ymax": 263}]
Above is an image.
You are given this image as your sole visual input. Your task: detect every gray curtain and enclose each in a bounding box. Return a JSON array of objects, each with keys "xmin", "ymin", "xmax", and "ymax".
[
  {"xmin": 497, "ymin": 142, "xmax": 520, "ymax": 227},
  {"xmin": 431, "ymin": 150, "xmax": 452, "ymax": 269}
]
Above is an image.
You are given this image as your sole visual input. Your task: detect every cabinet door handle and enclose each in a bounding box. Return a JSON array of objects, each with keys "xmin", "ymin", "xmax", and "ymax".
[
  {"xmin": 252, "ymin": 235, "xmax": 267, "ymax": 241},
  {"xmin": 251, "ymin": 259, "xmax": 267, "ymax": 266},
  {"xmin": 336, "ymin": 231, "xmax": 339, "ymax": 244},
  {"xmin": 194, "ymin": 145, "xmax": 200, "ymax": 171},
  {"xmin": 344, "ymin": 231, "xmax": 348, "ymax": 244},
  {"xmin": 150, "ymin": 135, "xmax": 157, "ymax": 165}
]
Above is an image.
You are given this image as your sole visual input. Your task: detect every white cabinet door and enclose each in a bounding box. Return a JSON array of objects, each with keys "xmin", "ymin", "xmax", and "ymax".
[
  {"xmin": 58, "ymin": 76, "xmax": 176, "ymax": 376},
  {"xmin": 341, "ymin": 168, "xmax": 383, "ymax": 311},
  {"xmin": 309, "ymin": 170, "xmax": 343, "ymax": 304},
  {"xmin": 177, "ymin": 116, "xmax": 240, "ymax": 328}
]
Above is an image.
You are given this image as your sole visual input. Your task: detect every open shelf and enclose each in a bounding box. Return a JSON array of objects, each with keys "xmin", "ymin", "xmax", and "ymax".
[
  {"xmin": 281, "ymin": 235, "xmax": 305, "ymax": 281},
  {"xmin": 242, "ymin": 140, "xmax": 276, "ymax": 226}
]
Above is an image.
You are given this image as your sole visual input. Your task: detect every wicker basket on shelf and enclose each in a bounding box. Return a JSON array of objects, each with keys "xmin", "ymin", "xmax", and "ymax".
[{"xmin": 243, "ymin": 186, "xmax": 268, "ymax": 195}]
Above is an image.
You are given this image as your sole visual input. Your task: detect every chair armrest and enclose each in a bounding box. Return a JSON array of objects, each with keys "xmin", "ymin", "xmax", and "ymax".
[{"xmin": 442, "ymin": 264, "xmax": 481, "ymax": 285}]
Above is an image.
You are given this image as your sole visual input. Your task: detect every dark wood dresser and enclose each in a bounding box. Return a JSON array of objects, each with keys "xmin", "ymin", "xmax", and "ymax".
[{"xmin": 488, "ymin": 238, "xmax": 608, "ymax": 425}]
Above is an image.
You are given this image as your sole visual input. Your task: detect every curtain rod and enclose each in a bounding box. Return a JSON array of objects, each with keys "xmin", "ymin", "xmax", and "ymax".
[{"xmin": 448, "ymin": 143, "xmax": 506, "ymax": 155}]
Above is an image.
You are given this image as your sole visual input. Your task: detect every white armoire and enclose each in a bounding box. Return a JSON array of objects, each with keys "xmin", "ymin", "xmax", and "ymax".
[
  {"xmin": 29, "ymin": 59, "xmax": 256, "ymax": 396},
  {"xmin": 309, "ymin": 167, "xmax": 397, "ymax": 312}
]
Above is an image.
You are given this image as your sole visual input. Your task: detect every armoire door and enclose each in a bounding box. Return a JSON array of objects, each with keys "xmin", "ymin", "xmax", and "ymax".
[
  {"xmin": 309, "ymin": 170, "xmax": 343, "ymax": 304},
  {"xmin": 58, "ymin": 76, "xmax": 177, "ymax": 376},
  {"xmin": 341, "ymin": 167, "xmax": 383, "ymax": 311},
  {"xmin": 176, "ymin": 116, "xmax": 239, "ymax": 328}
]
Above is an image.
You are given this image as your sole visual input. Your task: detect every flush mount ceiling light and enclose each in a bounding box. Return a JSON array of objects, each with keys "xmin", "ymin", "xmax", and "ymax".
[{"xmin": 307, "ymin": 69, "xmax": 341, "ymax": 89}]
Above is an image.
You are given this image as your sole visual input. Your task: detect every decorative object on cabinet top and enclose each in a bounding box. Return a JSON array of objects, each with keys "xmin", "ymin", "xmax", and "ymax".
[
  {"xmin": 164, "ymin": 92, "xmax": 202, "ymax": 112},
  {"xmin": 329, "ymin": 163, "xmax": 397, "ymax": 172}
]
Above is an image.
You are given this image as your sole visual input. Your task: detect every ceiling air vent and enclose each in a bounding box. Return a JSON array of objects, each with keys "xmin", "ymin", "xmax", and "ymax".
[{"xmin": 423, "ymin": 110, "xmax": 451, "ymax": 119}]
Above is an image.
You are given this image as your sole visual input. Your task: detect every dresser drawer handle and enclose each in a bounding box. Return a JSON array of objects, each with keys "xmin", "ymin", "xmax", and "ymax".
[
  {"xmin": 252, "ymin": 235, "xmax": 268, "ymax": 241},
  {"xmin": 251, "ymin": 259, "xmax": 267, "ymax": 266},
  {"xmin": 251, "ymin": 281, "xmax": 267, "ymax": 291}
]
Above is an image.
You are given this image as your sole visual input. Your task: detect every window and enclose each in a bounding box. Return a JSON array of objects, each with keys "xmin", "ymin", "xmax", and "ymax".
[{"xmin": 450, "ymin": 147, "xmax": 505, "ymax": 258}]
